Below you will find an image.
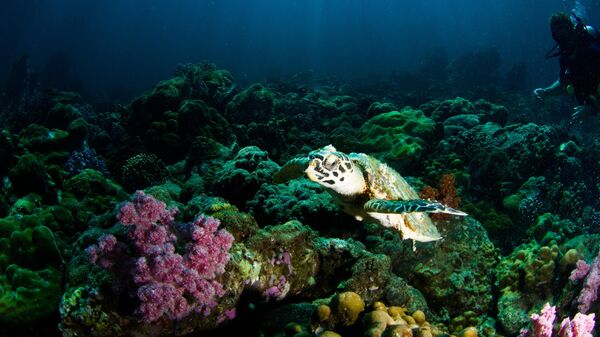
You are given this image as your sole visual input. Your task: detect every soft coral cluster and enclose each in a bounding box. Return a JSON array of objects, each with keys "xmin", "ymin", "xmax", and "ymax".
[
  {"xmin": 520, "ymin": 303, "xmax": 595, "ymax": 337},
  {"xmin": 87, "ymin": 191, "xmax": 234, "ymax": 322},
  {"xmin": 570, "ymin": 248, "xmax": 600, "ymax": 313},
  {"xmin": 419, "ymin": 173, "xmax": 461, "ymax": 220}
]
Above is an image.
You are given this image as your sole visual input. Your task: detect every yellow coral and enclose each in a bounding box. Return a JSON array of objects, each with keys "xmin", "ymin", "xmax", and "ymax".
[
  {"xmin": 560, "ymin": 248, "xmax": 579, "ymax": 272},
  {"xmin": 316, "ymin": 304, "xmax": 331, "ymax": 322},
  {"xmin": 412, "ymin": 310, "xmax": 426, "ymax": 325},
  {"xmin": 332, "ymin": 291, "xmax": 365, "ymax": 326},
  {"xmin": 457, "ymin": 327, "xmax": 478, "ymax": 337}
]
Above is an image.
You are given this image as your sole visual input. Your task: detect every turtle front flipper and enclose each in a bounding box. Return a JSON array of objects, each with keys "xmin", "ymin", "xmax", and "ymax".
[
  {"xmin": 273, "ymin": 157, "xmax": 310, "ymax": 183},
  {"xmin": 364, "ymin": 199, "xmax": 468, "ymax": 216}
]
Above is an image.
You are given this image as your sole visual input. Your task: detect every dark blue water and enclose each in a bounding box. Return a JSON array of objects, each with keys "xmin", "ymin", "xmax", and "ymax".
[{"xmin": 1, "ymin": 0, "xmax": 599, "ymax": 99}]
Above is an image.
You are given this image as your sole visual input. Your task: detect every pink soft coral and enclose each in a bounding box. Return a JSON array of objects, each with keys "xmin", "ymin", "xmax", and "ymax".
[
  {"xmin": 570, "ymin": 260, "xmax": 591, "ymax": 282},
  {"xmin": 521, "ymin": 303, "xmax": 595, "ymax": 337},
  {"xmin": 87, "ymin": 191, "xmax": 234, "ymax": 322},
  {"xmin": 577, "ymin": 250, "xmax": 600, "ymax": 313}
]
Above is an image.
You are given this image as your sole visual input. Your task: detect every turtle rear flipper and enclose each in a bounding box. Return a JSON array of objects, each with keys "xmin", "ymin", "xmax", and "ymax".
[
  {"xmin": 364, "ymin": 199, "xmax": 468, "ymax": 216},
  {"xmin": 273, "ymin": 158, "xmax": 310, "ymax": 184}
]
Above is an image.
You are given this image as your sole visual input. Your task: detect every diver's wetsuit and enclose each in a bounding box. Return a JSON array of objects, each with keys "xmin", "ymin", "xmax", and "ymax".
[{"xmin": 559, "ymin": 25, "xmax": 600, "ymax": 106}]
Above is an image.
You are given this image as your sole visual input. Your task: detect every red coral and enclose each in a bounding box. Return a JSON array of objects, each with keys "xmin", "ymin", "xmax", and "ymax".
[{"xmin": 419, "ymin": 174, "xmax": 461, "ymax": 220}]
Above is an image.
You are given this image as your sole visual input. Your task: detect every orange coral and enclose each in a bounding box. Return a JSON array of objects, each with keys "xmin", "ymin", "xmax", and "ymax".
[{"xmin": 419, "ymin": 174, "xmax": 461, "ymax": 220}]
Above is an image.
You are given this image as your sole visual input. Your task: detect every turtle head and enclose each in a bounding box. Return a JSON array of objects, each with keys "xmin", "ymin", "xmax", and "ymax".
[{"xmin": 305, "ymin": 145, "xmax": 366, "ymax": 196}]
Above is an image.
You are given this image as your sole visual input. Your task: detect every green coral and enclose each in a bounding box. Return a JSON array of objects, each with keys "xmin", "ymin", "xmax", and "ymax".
[
  {"xmin": 177, "ymin": 99, "xmax": 231, "ymax": 145},
  {"xmin": 144, "ymin": 110, "xmax": 183, "ymax": 162},
  {"xmin": 496, "ymin": 291, "xmax": 530, "ymax": 335},
  {"xmin": 527, "ymin": 213, "xmax": 576, "ymax": 243},
  {"xmin": 462, "ymin": 201, "xmax": 515, "ymax": 250},
  {"xmin": 127, "ymin": 76, "xmax": 188, "ymax": 133},
  {"xmin": 367, "ymin": 102, "xmax": 398, "ymax": 116},
  {"xmin": 359, "ymin": 108, "xmax": 436, "ymax": 170},
  {"xmin": 142, "ymin": 96, "xmax": 233, "ymax": 164},
  {"xmin": 8, "ymin": 153, "xmax": 54, "ymax": 199},
  {"xmin": 248, "ymin": 179, "xmax": 340, "ymax": 228},
  {"xmin": 422, "ymin": 152, "xmax": 470, "ymax": 186},
  {"xmin": 405, "ymin": 217, "xmax": 498, "ymax": 317},
  {"xmin": 18, "ymin": 123, "xmax": 71, "ymax": 153},
  {"xmin": 9, "ymin": 225, "xmax": 61, "ymax": 269},
  {"xmin": 495, "ymin": 237, "xmax": 561, "ymax": 293},
  {"xmin": 428, "ymin": 97, "xmax": 476, "ymax": 121},
  {"xmin": 495, "ymin": 240, "xmax": 561, "ymax": 334},
  {"xmin": 46, "ymin": 103, "xmax": 82, "ymax": 129},
  {"xmin": 185, "ymin": 196, "xmax": 259, "ymax": 241},
  {"xmin": 64, "ymin": 169, "xmax": 128, "ymax": 214},
  {"xmin": 0, "ymin": 265, "xmax": 61, "ymax": 325},
  {"xmin": 59, "ymin": 286, "xmax": 125, "ymax": 337},
  {"xmin": 426, "ymin": 97, "xmax": 508, "ymax": 125},
  {"xmin": 8, "ymin": 195, "xmax": 39, "ymax": 216},
  {"xmin": 317, "ymin": 95, "xmax": 359, "ymax": 115},
  {"xmin": 225, "ymin": 83, "xmax": 276, "ymax": 124},
  {"xmin": 210, "ymin": 146, "xmax": 280, "ymax": 208}
]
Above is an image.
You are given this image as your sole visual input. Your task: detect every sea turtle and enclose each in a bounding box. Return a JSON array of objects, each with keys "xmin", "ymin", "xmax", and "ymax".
[{"xmin": 273, "ymin": 145, "xmax": 467, "ymax": 242}]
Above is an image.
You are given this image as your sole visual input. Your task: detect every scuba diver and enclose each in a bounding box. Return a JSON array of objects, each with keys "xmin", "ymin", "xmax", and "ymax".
[{"xmin": 533, "ymin": 12, "xmax": 600, "ymax": 120}]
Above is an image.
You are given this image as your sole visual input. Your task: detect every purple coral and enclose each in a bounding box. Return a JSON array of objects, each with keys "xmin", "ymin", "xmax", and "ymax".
[
  {"xmin": 263, "ymin": 275, "xmax": 288, "ymax": 300},
  {"xmin": 529, "ymin": 303, "xmax": 556, "ymax": 337},
  {"xmin": 65, "ymin": 141, "xmax": 109, "ymax": 176},
  {"xmin": 87, "ymin": 191, "xmax": 234, "ymax": 323},
  {"xmin": 570, "ymin": 260, "xmax": 591, "ymax": 282},
  {"xmin": 521, "ymin": 303, "xmax": 595, "ymax": 337},
  {"xmin": 558, "ymin": 313, "xmax": 596, "ymax": 337},
  {"xmin": 577, "ymin": 250, "xmax": 600, "ymax": 313}
]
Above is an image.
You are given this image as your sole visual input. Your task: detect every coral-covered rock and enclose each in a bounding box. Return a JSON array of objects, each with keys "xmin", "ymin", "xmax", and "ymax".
[
  {"xmin": 45, "ymin": 102, "xmax": 82, "ymax": 129},
  {"xmin": 0, "ymin": 208, "xmax": 64, "ymax": 333},
  {"xmin": 247, "ymin": 179, "xmax": 341, "ymax": 228},
  {"xmin": 225, "ymin": 83, "xmax": 276, "ymax": 124},
  {"xmin": 127, "ymin": 76, "xmax": 188, "ymax": 132},
  {"xmin": 0, "ymin": 265, "xmax": 62, "ymax": 326},
  {"xmin": 367, "ymin": 101, "xmax": 398, "ymax": 117},
  {"xmin": 425, "ymin": 97, "xmax": 508, "ymax": 127},
  {"xmin": 452, "ymin": 122, "xmax": 559, "ymax": 198},
  {"xmin": 373, "ymin": 217, "xmax": 498, "ymax": 318},
  {"xmin": 209, "ymin": 146, "xmax": 279, "ymax": 208},
  {"xmin": 410, "ymin": 217, "xmax": 498, "ymax": 317},
  {"xmin": 18, "ymin": 123, "xmax": 72, "ymax": 153},
  {"xmin": 177, "ymin": 99, "xmax": 231, "ymax": 145},
  {"xmin": 8, "ymin": 153, "xmax": 54, "ymax": 200},
  {"xmin": 359, "ymin": 108, "xmax": 437, "ymax": 172}
]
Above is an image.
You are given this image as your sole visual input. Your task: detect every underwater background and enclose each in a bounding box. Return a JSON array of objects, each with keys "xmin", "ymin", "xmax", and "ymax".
[{"xmin": 2, "ymin": 0, "xmax": 600, "ymax": 336}]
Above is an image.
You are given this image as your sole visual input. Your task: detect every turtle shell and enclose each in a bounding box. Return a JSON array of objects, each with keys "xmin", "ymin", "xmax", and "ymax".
[{"xmin": 350, "ymin": 153, "xmax": 441, "ymax": 241}]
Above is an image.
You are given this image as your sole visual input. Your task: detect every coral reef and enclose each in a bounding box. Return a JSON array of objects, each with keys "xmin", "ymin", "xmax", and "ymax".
[
  {"xmin": 359, "ymin": 107, "xmax": 437, "ymax": 173},
  {"xmin": 1, "ymin": 61, "xmax": 599, "ymax": 337}
]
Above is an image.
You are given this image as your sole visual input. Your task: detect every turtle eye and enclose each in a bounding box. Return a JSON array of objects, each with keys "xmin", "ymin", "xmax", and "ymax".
[{"xmin": 323, "ymin": 154, "xmax": 339, "ymax": 170}]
